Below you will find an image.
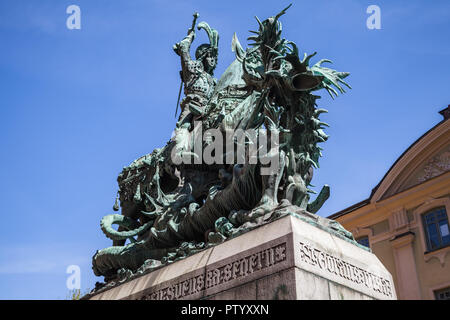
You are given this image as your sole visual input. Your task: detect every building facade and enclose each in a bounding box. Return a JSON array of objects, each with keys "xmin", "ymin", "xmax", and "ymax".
[{"xmin": 329, "ymin": 106, "xmax": 450, "ymax": 300}]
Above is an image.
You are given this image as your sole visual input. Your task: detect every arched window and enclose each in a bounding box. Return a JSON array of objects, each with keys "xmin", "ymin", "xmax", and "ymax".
[{"xmin": 422, "ymin": 207, "xmax": 450, "ymax": 251}]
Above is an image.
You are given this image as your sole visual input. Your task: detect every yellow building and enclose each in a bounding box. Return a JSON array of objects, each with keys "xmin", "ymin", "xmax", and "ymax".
[{"xmin": 329, "ymin": 106, "xmax": 450, "ymax": 300}]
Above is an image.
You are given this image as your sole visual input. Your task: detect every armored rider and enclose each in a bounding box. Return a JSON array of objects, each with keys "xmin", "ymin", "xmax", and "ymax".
[{"xmin": 173, "ymin": 14, "xmax": 219, "ymax": 130}]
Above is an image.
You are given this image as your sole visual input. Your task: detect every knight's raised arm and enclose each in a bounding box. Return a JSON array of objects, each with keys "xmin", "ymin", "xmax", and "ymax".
[
  {"xmin": 172, "ymin": 29, "xmax": 195, "ymax": 57},
  {"xmin": 173, "ymin": 13, "xmax": 199, "ymax": 60}
]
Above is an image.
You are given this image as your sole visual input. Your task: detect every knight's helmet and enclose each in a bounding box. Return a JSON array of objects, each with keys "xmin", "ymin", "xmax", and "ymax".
[{"xmin": 195, "ymin": 22, "xmax": 219, "ymax": 62}]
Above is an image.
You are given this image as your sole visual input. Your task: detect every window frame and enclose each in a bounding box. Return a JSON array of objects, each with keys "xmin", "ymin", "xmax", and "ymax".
[
  {"xmin": 412, "ymin": 197, "xmax": 450, "ymax": 260},
  {"xmin": 434, "ymin": 286, "xmax": 450, "ymax": 300},
  {"xmin": 422, "ymin": 206, "xmax": 450, "ymax": 252}
]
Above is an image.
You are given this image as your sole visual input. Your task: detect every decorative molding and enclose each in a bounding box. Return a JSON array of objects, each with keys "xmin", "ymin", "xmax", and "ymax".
[
  {"xmin": 390, "ymin": 232, "xmax": 415, "ymax": 249},
  {"xmin": 423, "ymin": 196, "xmax": 436, "ymax": 205},
  {"xmin": 389, "ymin": 207, "xmax": 409, "ymax": 234},
  {"xmin": 371, "ymin": 120, "xmax": 449, "ymax": 203},
  {"xmin": 351, "ymin": 227, "xmax": 373, "ymax": 239},
  {"xmin": 417, "ymin": 151, "xmax": 450, "ymax": 183},
  {"xmin": 371, "ymin": 173, "xmax": 450, "ymax": 213},
  {"xmin": 424, "ymin": 246, "xmax": 450, "ymax": 268}
]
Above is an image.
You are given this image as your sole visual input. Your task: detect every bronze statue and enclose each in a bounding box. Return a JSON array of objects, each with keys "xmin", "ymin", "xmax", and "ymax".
[
  {"xmin": 91, "ymin": 5, "xmax": 354, "ymax": 292},
  {"xmin": 173, "ymin": 13, "xmax": 219, "ymax": 129}
]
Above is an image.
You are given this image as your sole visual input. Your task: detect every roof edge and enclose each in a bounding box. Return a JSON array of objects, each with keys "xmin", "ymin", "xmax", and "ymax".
[
  {"xmin": 368, "ymin": 117, "xmax": 448, "ymax": 201},
  {"xmin": 327, "ymin": 198, "xmax": 370, "ymax": 220}
]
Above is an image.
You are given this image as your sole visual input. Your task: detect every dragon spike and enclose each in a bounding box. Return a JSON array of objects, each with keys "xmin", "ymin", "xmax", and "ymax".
[
  {"xmin": 265, "ymin": 69, "xmax": 283, "ymax": 77},
  {"xmin": 312, "ymin": 130, "xmax": 326, "ymax": 142},
  {"xmin": 265, "ymin": 45, "xmax": 282, "ymax": 56},
  {"xmin": 275, "ymin": 3, "xmax": 293, "ymax": 21},
  {"xmin": 284, "ymin": 41, "xmax": 299, "ymax": 56},
  {"xmin": 275, "ymin": 38, "xmax": 286, "ymax": 48},
  {"xmin": 317, "ymin": 129, "xmax": 329, "ymax": 140},
  {"xmin": 310, "ymin": 117, "xmax": 321, "ymax": 128},
  {"xmin": 326, "ymin": 85, "xmax": 339, "ymax": 99},
  {"xmin": 315, "ymin": 59, "xmax": 333, "ymax": 67},
  {"xmin": 231, "ymin": 33, "xmax": 245, "ymax": 62},
  {"xmin": 133, "ymin": 184, "xmax": 142, "ymax": 203},
  {"xmin": 255, "ymin": 16, "xmax": 264, "ymax": 32},
  {"xmin": 272, "ymin": 56, "xmax": 286, "ymax": 62},
  {"xmin": 302, "ymin": 51, "xmax": 317, "ymax": 66},
  {"xmin": 314, "ymin": 108, "xmax": 328, "ymax": 116},
  {"xmin": 306, "ymin": 154, "xmax": 319, "ymax": 169},
  {"xmin": 140, "ymin": 210, "xmax": 158, "ymax": 219},
  {"xmin": 338, "ymin": 71, "xmax": 350, "ymax": 79},
  {"xmin": 144, "ymin": 192, "xmax": 163, "ymax": 211}
]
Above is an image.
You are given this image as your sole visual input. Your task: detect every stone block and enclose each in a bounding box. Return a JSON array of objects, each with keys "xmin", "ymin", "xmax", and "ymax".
[
  {"xmin": 295, "ymin": 268, "xmax": 330, "ymax": 300},
  {"xmin": 88, "ymin": 214, "xmax": 397, "ymax": 300}
]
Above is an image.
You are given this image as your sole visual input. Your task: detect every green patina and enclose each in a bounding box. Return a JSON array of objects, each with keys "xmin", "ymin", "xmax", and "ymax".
[{"xmin": 90, "ymin": 5, "xmax": 358, "ymax": 294}]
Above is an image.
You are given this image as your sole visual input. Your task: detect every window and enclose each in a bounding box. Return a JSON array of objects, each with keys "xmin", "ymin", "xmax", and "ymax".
[
  {"xmin": 356, "ymin": 236, "xmax": 370, "ymax": 248},
  {"xmin": 434, "ymin": 287, "xmax": 450, "ymax": 300},
  {"xmin": 422, "ymin": 207, "xmax": 450, "ymax": 251}
]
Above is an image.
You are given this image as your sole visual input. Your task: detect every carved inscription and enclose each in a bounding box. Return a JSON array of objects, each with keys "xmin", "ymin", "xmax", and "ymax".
[
  {"xmin": 299, "ymin": 241, "xmax": 393, "ymax": 297},
  {"xmin": 141, "ymin": 243, "xmax": 287, "ymax": 300}
]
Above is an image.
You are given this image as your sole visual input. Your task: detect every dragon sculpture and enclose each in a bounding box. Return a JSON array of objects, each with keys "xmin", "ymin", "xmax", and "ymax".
[{"xmin": 91, "ymin": 5, "xmax": 358, "ymax": 291}]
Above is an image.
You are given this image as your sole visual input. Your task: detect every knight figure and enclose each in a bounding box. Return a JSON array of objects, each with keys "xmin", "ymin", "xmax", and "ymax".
[{"xmin": 173, "ymin": 13, "xmax": 219, "ymax": 130}]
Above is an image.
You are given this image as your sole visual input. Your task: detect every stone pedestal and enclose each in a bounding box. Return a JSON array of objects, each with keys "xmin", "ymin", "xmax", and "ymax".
[{"xmin": 88, "ymin": 215, "xmax": 397, "ymax": 300}]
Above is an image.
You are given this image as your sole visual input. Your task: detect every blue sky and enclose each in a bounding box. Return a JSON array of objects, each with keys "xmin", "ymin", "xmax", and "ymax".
[{"xmin": 0, "ymin": 0, "xmax": 448, "ymax": 299}]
